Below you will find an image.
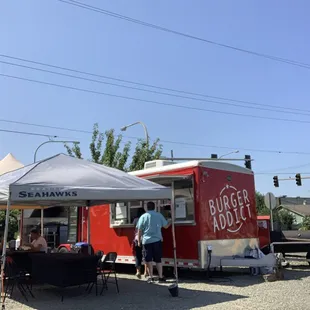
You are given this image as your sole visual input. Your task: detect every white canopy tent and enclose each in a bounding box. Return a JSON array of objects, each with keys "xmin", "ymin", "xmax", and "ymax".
[
  {"xmin": 0, "ymin": 154, "xmax": 177, "ymax": 304},
  {"xmin": 0, "ymin": 153, "xmax": 42, "ymax": 210},
  {"xmin": 0, "ymin": 154, "xmax": 171, "ymax": 206},
  {"xmin": 0, "ymin": 153, "xmax": 24, "ymax": 176},
  {"xmin": 0, "ymin": 153, "xmax": 42, "ymax": 251}
]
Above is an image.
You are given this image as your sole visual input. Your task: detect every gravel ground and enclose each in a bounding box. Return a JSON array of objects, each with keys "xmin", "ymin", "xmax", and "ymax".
[{"xmin": 4, "ymin": 260, "xmax": 310, "ymax": 310}]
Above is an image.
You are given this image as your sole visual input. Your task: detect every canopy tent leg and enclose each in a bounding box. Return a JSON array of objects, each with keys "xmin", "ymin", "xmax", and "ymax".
[
  {"xmin": 81, "ymin": 207, "xmax": 84, "ymax": 242},
  {"xmin": 87, "ymin": 212, "xmax": 90, "ymax": 244},
  {"xmin": 40, "ymin": 207, "xmax": 44, "ymax": 236},
  {"xmin": 87, "ymin": 206, "xmax": 91, "ymax": 252},
  {"xmin": 0, "ymin": 198, "xmax": 11, "ymax": 309},
  {"xmin": 19, "ymin": 210, "xmax": 24, "ymax": 246},
  {"xmin": 170, "ymin": 181, "xmax": 178, "ymax": 284}
]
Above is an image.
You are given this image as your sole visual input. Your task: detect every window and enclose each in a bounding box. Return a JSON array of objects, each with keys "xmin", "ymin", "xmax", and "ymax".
[
  {"xmin": 158, "ymin": 200, "xmax": 172, "ymax": 219},
  {"xmin": 110, "ymin": 201, "xmax": 144, "ymax": 226},
  {"xmin": 111, "ymin": 202, "xmax": 129, "ymax": 225},
  {"xmin": 110, "ymin": 178, "xmax": 195, "ymax": 226},
  {"xmin": 174, "ymin": 179, "xmax": 194, "ymax": 221},
  {"xmin": 157, "ymin": 179, "xmax": 194, "ymax": 222},
  {"xmin": 129, "ymin": 201, "xmax": 143, "ymax": 224}
]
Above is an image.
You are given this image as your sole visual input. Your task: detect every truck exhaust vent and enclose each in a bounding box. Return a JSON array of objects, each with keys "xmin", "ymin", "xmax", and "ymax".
[{"xmin": 144, "ymin": 160, "xmax": 175, "ymax": 170}]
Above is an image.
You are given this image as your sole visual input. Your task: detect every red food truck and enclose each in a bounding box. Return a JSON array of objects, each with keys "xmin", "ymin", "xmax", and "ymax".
[
  {"xmin": 257, "ymin": 215, "xmax": 271, "ymax": 253},
  {"xmin": 59, "ymin": 159, "xmax": 267, "ymax": 269}
]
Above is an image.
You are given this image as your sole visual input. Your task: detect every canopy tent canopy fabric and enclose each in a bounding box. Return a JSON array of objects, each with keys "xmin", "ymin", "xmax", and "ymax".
[
  {"xmin": 0, "ymin": 153, "xmax": 171, "ymax": 206},
  {"xmin": 0, "ymin": 153, "xmax": 24, "ymax": 176},
  {"xmin": 0, "ymin": 153, "xmax": 41, "ymax": 210}
]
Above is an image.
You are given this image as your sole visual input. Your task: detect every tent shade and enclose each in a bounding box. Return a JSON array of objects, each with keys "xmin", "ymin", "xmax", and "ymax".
[
  {"xmin": 0, "ymin": 154, "xmax": 171, "ymax": 206},
  {"xmin": 0, "ymin": 153, "xmax": 24, "ymax": 176}
]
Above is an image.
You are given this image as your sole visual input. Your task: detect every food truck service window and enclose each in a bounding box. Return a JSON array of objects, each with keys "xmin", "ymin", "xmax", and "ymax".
[
  {"xmin": 110, "ymin": 201, "xmax": 145, "ymax": 227},
  {"xmin": 173, "ymin": 179, "xmax": 194, "ymax": 222},
  {"xmin": 156, "ymin": 179, "xmax": 194, "ymax": 223},
  {"xmin": 110, "ymin": 175, "xmax": 195, "ymax": 227}
]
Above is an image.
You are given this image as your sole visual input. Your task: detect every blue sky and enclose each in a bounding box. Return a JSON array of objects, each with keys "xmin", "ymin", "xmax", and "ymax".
[{"xmin": 1, "ymin": 0, "xmax": 309, "ymax": 197}]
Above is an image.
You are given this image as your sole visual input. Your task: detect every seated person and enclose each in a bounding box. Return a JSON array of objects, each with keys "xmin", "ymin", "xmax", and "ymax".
[{"xmin": 24, "ymin": 227, "xmax": 47, "ymax": 253}]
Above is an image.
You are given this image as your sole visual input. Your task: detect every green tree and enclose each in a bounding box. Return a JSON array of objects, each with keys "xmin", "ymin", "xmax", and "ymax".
[
  {"xmin": 65, "ymin": 123, "xmax": 131, "ymax": 170},
  {"xmin": 129, "ymin": 139, "xmax": 163, "ymax": 172},
  {"xmin": 0, "ymin": 209, "xmax": 20, "ymax": 240},
  {"xmin": 65, "ymin": 123, "xmax": 162, "ymax": 172},
  {"xmin": 299, "ymin": 216, "xmax": 310, "ymax": 231},
  {"xmin": 276, "ymin": 209, "xmax": 295, "ymax": 230},
  {"xmin": 255, "ymin": 191, "xmax": 270, "ymax": 215}
]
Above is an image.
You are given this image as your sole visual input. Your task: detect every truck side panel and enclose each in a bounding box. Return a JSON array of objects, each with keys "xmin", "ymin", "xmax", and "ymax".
[
  {"xmin": 198, "ymin": 166, "xmax": 258, "ymax": 240},
  {"xmin": 89, "ymin": 166, "xmax": 201, "ymax": 261}
]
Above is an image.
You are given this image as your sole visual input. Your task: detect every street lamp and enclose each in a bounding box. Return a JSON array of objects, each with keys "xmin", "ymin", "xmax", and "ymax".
[
  {"xmin": 120, "ymin": 121, "xmax": 149, "ymax": 145},
  {"xmin": 34, "ymin": 140, "xmax": 80, "ymax": 163},
  {"xmin": 219, "ymin": 150, "xmax": 239, "ymax": 159}
]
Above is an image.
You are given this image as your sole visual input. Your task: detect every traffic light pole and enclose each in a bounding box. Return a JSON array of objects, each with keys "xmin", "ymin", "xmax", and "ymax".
[
  {"xmin": 273, "ymin": 174, "xmax": 309, "ymax": 187},
  {"xmin": 277, "ymin": 176, "xmax": 310, "ymax": 181}
]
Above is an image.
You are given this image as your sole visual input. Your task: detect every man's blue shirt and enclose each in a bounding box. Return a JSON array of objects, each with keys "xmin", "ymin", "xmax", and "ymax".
[{"xmin": 136, "ymin": 211, "xmax": 168, "ymax": 244}]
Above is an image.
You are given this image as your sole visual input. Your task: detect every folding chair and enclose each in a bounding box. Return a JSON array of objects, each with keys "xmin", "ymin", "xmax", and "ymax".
[
  {"xmin": 99, "ymin": 252, "xmax": 119, "ymax": 295},
  {"xmin": 3, "ymin": 256, "xmax": 34, "ymax": 303}
]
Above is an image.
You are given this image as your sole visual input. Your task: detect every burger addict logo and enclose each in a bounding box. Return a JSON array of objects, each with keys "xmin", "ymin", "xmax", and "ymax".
[{"xmin": 208, "ymin": 185, "xmax": 252, "ymax": 233}]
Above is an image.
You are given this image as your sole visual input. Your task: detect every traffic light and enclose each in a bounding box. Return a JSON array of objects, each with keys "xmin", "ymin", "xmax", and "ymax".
[
  {"xmin": 296, "ymin": 173, "xmax": 302, "ymax": 186},
  {"xmin": 244, "ymin": 155, "xmax": 252, "ymax": 170},
  {"xmin": 211, "ymin": 154, "xmax": 218, "ymax": 159},
  {"xmin": 273, "ymin": 176, "xmax": 279, "ymax": 187}
]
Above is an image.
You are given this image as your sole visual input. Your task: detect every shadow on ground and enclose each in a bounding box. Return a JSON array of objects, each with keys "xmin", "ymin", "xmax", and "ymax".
[
  {"xmin": 177, "ymin": 265, "xmax": 310, "ymax": 287},
  {"xmin": 6, "ymin": 265, "xmax": 310, "ymax": 309},
  {"xmin": 6, "ymin": 277, "xmax": 246, "ymax": 310}
]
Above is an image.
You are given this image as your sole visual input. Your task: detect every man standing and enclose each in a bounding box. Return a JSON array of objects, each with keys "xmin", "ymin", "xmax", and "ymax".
[{"xmin": 137, "ymin": 201, "xmax": 171, "ymax": 283}]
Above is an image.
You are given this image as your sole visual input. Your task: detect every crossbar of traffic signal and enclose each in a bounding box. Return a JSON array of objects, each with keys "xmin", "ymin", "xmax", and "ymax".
[{"xmin": 272, "ymin": 174, "xmax": 310, "ymax": 187}]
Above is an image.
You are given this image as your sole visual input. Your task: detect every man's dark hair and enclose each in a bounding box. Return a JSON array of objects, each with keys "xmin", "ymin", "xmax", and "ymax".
[
  {"xmin": 30, "ymin": 227, "xmax": 39, "ymax": 234},
  {"xmin": 147, "ymin": 201, "xmax": 156, "ymax": 211}
]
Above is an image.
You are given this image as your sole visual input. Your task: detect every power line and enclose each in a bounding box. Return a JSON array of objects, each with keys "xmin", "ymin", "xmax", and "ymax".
[
  {"xmin": 2, "ymin": 124, "xmax": 308, "ymax": 172},
  {"xmin": 257, "ymin": 162, "xmax": 310, "ymax": 174},
  {"xmin": 2, "ymin": 72, "xmax": 310, "ymax": 126},
  {"xmin": 255, "ymin": 172, "xmax": 310, "ymax": 175},
  {"xmin": 2, "ymin": 54, "xmax": 308, "ymax": 114},
  {"xmin": 0, "ymin": 128, "xmax": 58, "ymax": 138},
  {"xmin": 1, "ymin": 117, "xmax": 310, "ymax": 155},
  {"xmin": 2, "ymin": 59, "xmax": 310, "ymax": 117},
  {"xmin": 56, "ymin": 0, "xmax": 310, "ymax": 70}
]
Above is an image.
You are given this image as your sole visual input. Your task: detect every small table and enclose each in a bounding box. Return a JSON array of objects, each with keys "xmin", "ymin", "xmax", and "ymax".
[{"xmin": 30, "ymin": 253, "xmax": 98, "ymax": 301}]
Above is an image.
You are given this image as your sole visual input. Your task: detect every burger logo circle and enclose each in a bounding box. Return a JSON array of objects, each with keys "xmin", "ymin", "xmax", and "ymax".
[{"xmin": 208, "ymin": 184, "xmax": 252, "ymax": 233}]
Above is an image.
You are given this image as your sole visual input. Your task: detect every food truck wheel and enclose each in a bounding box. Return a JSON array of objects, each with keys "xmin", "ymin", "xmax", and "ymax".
[
  {"xmin": 58, "ymin": 247, "xmax": 69, "ymax": 253},
  {"xmin": 306, "ymin": 251, "xmax": 310, "ymax": 265}
]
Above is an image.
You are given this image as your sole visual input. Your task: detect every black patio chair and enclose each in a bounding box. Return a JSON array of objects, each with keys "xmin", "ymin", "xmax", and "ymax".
[
  {"xmin": 99, "ymin": 252, "xmax": 119, "ymax": 295},
  {"xmin": 3, "ymin": 256, "xmax": 34, "ymax": 303}
]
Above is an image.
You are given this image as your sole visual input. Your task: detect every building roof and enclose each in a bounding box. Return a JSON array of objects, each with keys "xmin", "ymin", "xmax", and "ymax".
[
  {"xmin": 0, "ymin": 153, "xmax": 24, "ymax": 176},
  {"xmin": 279, "ymin": 204, "xmax": 310, "ymax": 217}
]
